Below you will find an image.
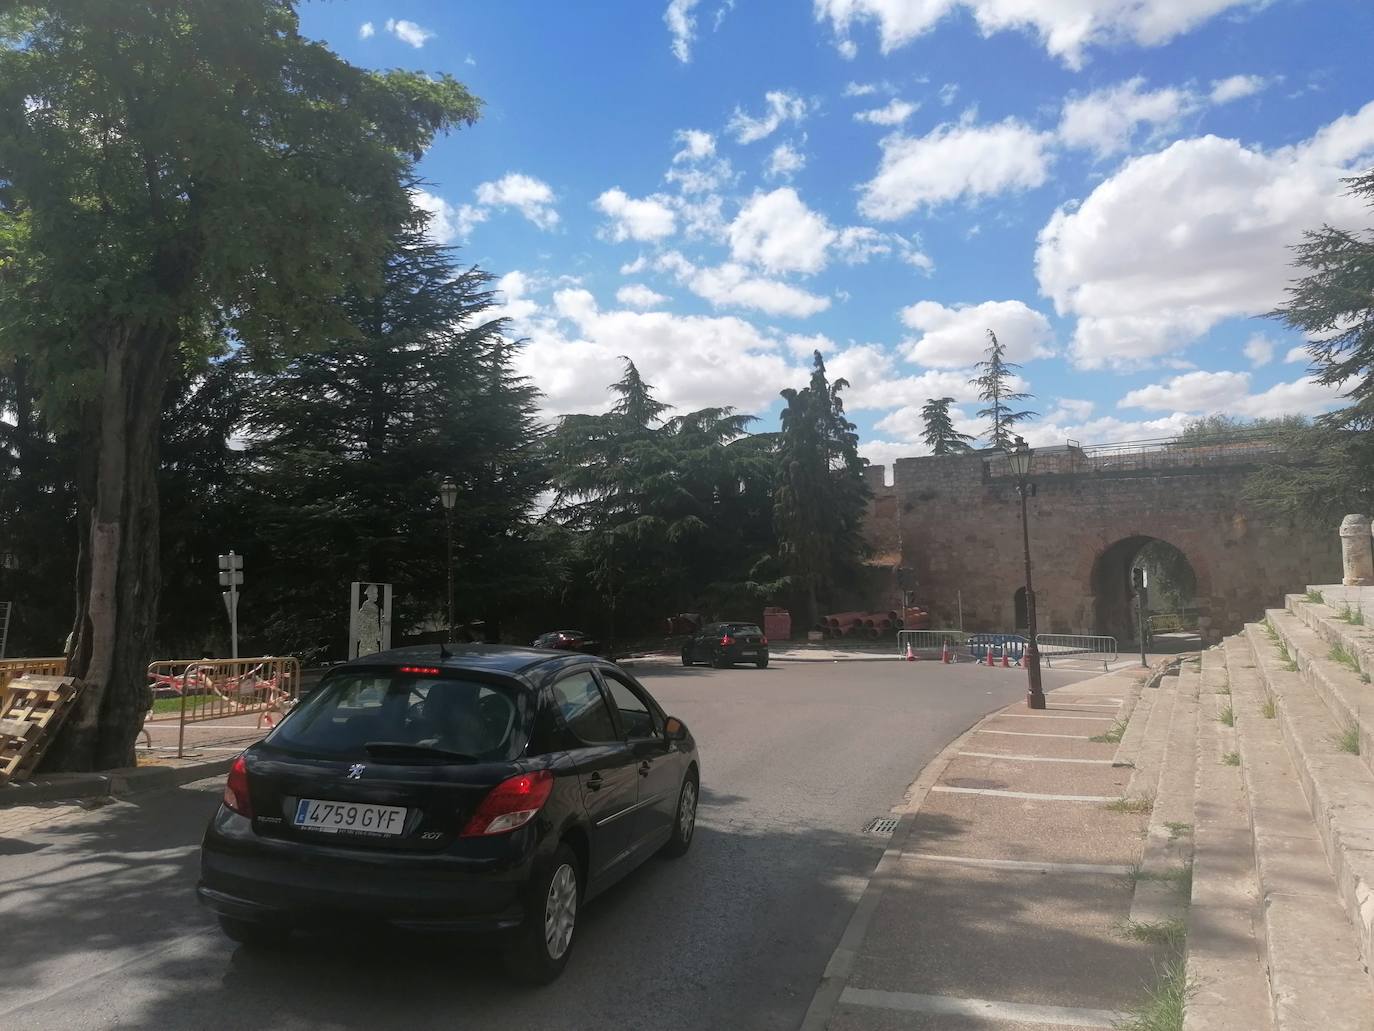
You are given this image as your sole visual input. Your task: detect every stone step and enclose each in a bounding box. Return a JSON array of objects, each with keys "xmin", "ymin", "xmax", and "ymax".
[
  {"xmin": 1112, "ymin": 676, "xmax": 1156, "ymax": 770},
  {"xmin": 1287, "ymin": 593, "xmax": 1374, "ymax": 697},
  {"xmin": 1184, "ymin": 646, "xmax": 1274, "ymax": 1031},
  {"xmin": 1124, "ymin": 671, "xmax": 1179, "ymax": 799},
  {"xmin": 1130, "ymin": 662, "xmax": 1200, "ymax": 925},
  {"xmin": 1266, "ymin": 606, "xmax": 1374, "ymax": 780},
  {"xmin": 1316, "ymin": 584, "xmax": 1374, "ymax": 613},
  {"xmin": 1243, "ymin": 621, "xmax": 1374, "ymax": 1002},
  {"xmin": 1224, "ymin": 634, "xmax": 1374, "ymax": 1030}
]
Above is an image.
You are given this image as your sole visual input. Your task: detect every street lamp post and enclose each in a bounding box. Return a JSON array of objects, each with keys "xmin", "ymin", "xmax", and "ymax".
[
  {"xmin": 439, "ymin": 477, "xmax": 457, "ymax": 643},
  {"xmin": 1006, "ymin": 437, "xmax": 1046, "ymax": 710}
]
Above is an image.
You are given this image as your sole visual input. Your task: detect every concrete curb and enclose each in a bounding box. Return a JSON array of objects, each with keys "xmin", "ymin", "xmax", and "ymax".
[
  {"xmin": 797, "ymin": 667, "xmax": 1137, "ymax": 1031},
  {"xmin": 0, "ymin": 756, "xmax": 236, "ymax": 808},
  {"xmin": 1273, "ymin": 603, "xmax": 1374, "ymax": 775}
]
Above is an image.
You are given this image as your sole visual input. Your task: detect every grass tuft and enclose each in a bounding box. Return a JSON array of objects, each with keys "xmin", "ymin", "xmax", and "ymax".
[
  {"xmin": 1330, "ymin": 641, "xmax": 1364, "ymax": 677},
  {"xmin": 1108, "ymin": 795, "xmax": 1155, "ymax": 815},
  {"xmin": 1119, "ymin": 918, "xmax": 1187, "ymax": 950},
  {"xmin": 1114, "ymin": 954, "xmax": 1193, "ymax": 1031},
  {"xmin": 1306, "ymin": 589, "xmax": 1325, "ymax": 604},
  {"xmin": 1221, "ymin": 751, "xmax": 1240, "ymax": 766},
  {"xmin": 1090, "ymin": 718, "xmax": 1128, "ymax": 744},
  {"xmin": 1164, "ymin": 821, "xmax": 1192, "ymax": 840},
  {"xmin": 1336, "ymin": 604, "xmax": 1365, "ymax": 626},
  {"xmin": 1334, "ymin": 724, "xmax": 1361, "ymax": 755},
  {"xmin": 1218, "ymin": 705, "xmax": 1235, "ymax": 727},
  {"xmin": 1261, "ymin": 695, "xmax": 1277, "ymax": 719}
]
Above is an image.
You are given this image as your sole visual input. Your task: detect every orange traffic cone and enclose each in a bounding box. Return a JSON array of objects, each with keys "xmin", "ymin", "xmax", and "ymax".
[
  {"xmin": 905, "ymin": 641, "xmax": 916, "ymax": 662},
  {"xmin": 1001, "ymin": 646, "xmax": 1011, "ymax": 668},
  {"xmin": 941, "ymin": 641, "xmax": 951, "ymax": 664}
]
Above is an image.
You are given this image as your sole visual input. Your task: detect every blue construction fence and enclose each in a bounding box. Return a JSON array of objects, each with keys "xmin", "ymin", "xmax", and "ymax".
[{"xmin": 967, "ymin": 633, "xmax": 1028, "ymax": 663}]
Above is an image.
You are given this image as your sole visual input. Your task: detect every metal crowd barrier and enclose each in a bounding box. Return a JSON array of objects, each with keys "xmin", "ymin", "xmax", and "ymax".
[
  {"xmin": 145, "ymin": 656, "xmax": 301, "ymax": 757},
  {"xmin": 0, "ymin": 657, "xmax": 67, "ymax": 693},
  {"xmin": 967, "ymin": 633, "xmax": 1027, "ymax": 663},
  {"xmin": 896, "ymin": 630, "xmax": 969, "ymax": 658},
  {"xmin": 1035, "ymin": 634, "xmax": 1118, "ymax": 671}
]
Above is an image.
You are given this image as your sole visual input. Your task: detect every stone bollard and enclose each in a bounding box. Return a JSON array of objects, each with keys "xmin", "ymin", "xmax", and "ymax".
[{"xmin": 1339, "ymin": 514, "xmax": 1374, "ymax": 586}]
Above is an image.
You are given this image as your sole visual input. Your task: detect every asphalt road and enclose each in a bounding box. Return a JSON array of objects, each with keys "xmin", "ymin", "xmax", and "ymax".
[{"xmin": 0, "ymin": 657, "xmax": 1102, "ymax": 1031}]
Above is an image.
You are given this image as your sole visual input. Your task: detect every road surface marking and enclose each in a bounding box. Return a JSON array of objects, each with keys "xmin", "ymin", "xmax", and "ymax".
[
  {"xmin": 959, "ymin": 751, "xmax": 1115, "ymax": 764},
  {"xmin": 840, "ymin": 987, "xmax": 1125, "ymax": 1027},
  {"xmin": 905, "ymin": 853, "xmax": 1134, "ymax": 876},
  {"xmin": 990, "ymin": 713, "xmax": 1116, "ymax": 721},
  {"xmin": 976, "ymin": 729, "xmax": 1092, "ymax": 739},
  {"xmin": 931, "ymin": 786, "xmax": 1117, "ymax": 802}
]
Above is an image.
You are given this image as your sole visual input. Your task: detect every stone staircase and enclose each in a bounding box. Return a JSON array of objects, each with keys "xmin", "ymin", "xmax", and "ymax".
[{"xmin": 1183, "ymin": 582, "xmax": 1374, "ymax": 1029}]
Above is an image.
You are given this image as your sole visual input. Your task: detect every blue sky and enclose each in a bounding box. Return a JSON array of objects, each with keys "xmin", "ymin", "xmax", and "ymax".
[{"xmin": 301, "ymin": 0, "xmax": 1374, "ymax": 472}]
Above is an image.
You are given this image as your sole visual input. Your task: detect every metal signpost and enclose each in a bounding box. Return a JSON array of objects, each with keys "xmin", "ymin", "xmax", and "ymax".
[
  {"xmin": 1133, "ymin": 566, "xmax": 1149, "ymax": 668},
  {"xmin": 218, "ymin": 551, "xmax": 243, "ymax": 659}
]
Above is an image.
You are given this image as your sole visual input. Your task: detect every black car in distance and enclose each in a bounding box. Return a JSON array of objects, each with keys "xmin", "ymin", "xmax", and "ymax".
[
  {"xmin": 198, "ymin": 645, "xmax": 700, "ymax": 984},
  {"xmin": 681, "ymin": 621, "xmax": 770, "ymax": 668}
]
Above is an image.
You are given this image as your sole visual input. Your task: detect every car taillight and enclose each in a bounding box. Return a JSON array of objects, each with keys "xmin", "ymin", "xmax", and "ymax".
[
  {"xmin": 720, "ymin": 634, "xmax": 735, "ymax": 646},
  {"xmin": 398, "ymin": 665, "xmax": 440, "ymax": 675},
  {"xmin": 223, "ymin": 755, "xmax": 253, "ymax": 818},
  {"xmin": 760, "ymin": 636, "xmax": 768, "ymax": 645},
  {"xmin": 461, "ymin": 770, "xmax": 555, "ymax": 836}
]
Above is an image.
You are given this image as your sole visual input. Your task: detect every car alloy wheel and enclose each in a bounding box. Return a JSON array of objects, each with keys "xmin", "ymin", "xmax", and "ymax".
[
  {"xmin": 678, "ymin": 779, "xmax": 697, "ymax": 844},
  {"xmin": 544, "ymin": 862, "xmax": 578, "ymax": 960}
]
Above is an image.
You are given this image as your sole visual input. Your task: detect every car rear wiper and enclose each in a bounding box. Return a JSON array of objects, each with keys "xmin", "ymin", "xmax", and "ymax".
[{"xmin": 363, "ymin": 741, "xmax": 478, "ymax": 763}]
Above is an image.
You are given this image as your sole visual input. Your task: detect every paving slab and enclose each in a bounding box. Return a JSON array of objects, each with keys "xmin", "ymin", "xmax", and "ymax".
[
  {"xmin": 963, "ymin": 732, "xmax": 1117, "ymax": 761},
  {"xmin": 939, "ymin": 754, "xmax": 1130, "ymax": 798},
  {"xmin": 847, "ymin": 861, "xmax": 1161, "ymax": 1011},
  {"xmin": 909, "ymin": 789, "xmax": 1148, "ymax": 867},
  {"xmin": 830, "ymin": 998, "xmax": 1116, "ymax": 1030}
]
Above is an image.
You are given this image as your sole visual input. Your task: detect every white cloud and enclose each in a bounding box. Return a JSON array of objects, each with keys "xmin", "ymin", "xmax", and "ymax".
[
  {"xmin": 1120, "ymin": 370, "xmax": 1344, "ymax": 417},
  {"xmin": 728, "ymin": 188, "xmax": 837, "ymax": 274},
  {"xmin": 509, "ymin": 286, "xmax": 809, "ymax": 417},
  {"xmin": 412, "ymin": 189, "xmax": 487, "ymax": 243},
  {"xmin": 1049, "ymin": 398, "xmax": 1095, "ymax": 421},
  {"xmin": 1242, "ymin": 334, "xmax": 1275, "ymax": 367},
  {"xmin": 595, "ymin": 188, "xmax": 678, "ymax": 242},
  {"xmin": 859, "ymin": 117, "xmax": 1053, "ymax": 219},
  {"xmin": 385, "ymin": 18, "xmax": 434, "ymax": 48},
  {"xmin": 491, "ymin": 270, "xmax": 542, "ymax": 328},
  {"xmin": 655, "ymin": 252, "xmax": 831, "ymax": 318},
  {"xmin": 1284, "ymin": 346, "xmax": 1310, "ymax": 365},
  {"xmin": 939, "ymin": 83, "xmax": 959, "ymax": 106},
  {"xmin": 1058, "ymin": 78, "xmax": 1196, "ymax": 158},
  {"xmin": 1036, "ymin": 101, "xmax": 1374, "ymax": 368},
  {"xmin": 616, "ymin": 284, "xmax": 671, "ymax": 309},
  {"xmin": 359, "ymin": 21, "xmax": 375, "ymax": 39},
  {"xmin": 813, "ymin": 0, "xmax": 1266, "ymax": 70},
  {"xmin": 665, "ymin": 0, "xmax": 703, "ymax": 62},
  {"xmin": 1019, "ymin": 413, "xmax": 1192, "ymax": 448},
  {"xmin": 727, "ymin": 90, "xmax": 809, "ymax": 144},
  {"xmin": 899, "ymin": 299, "xmax": 1055, "ymax": 368},
  {"xmin": 673, "ymin": 129, "xmax": 716, "ymax": 162},
  {"xmin": 844, "ymin": 81, "xmax": 879, "ymax": 97},
  {"xmin": 1210, "ymin": 74, "xmax": 1268, "ymax": 105},
  {"xmin": 473, "ymin": 173, "xmax": 560, "ymax": 231},
  {"xmin": 765, "ymin": 141, "xmax": 807, "ymax": 180},
  {"xmin": 855, "ymin": 99, "xmax": 919, "ymax": 126},
  {"xmin": 837, "ymin": 38, "xmax": 858, "ymax": 59}
]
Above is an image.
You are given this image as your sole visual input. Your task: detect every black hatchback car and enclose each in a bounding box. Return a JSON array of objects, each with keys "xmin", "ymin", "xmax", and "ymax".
[
  {"xmin": 198, "ymin": 645, "xmax": 700, "ymax": 984},
  {"xmin": 681, "ymin": 621, "xmax": 770, "ymax": 668}
]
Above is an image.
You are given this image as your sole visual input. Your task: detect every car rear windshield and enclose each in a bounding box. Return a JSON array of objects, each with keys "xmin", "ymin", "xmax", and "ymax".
[
  {"xmin": 268, "ymin": 670, "xmax": 528, "ymax": 762},
  {"xmin": 725, "ymin": 624, "xmax": 763, "ymax": 635}
]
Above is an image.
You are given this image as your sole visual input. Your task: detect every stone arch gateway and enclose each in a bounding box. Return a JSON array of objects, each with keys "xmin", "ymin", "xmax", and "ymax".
[{"xmin": 861, "ymin": 441, "xmax": 1339, "ymax": 645}]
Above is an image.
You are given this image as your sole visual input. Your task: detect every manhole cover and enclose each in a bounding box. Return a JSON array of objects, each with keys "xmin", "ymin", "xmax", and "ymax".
[{"xmin": 864, "ymin": 816, "xmax": 899, "ymax": 836}]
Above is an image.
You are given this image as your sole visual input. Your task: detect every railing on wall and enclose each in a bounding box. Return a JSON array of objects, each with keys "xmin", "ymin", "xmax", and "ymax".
[{"xmin": 984, "ymin": 429, "xmax": 1287, "ymax": 478}]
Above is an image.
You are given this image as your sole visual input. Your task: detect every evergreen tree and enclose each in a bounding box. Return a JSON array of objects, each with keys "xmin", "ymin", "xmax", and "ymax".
[
  {"xmin": 1248, "ymin": 169, "xmax": 1374, "ymax": 521},
  {"xmin": 239, "ymin": 216, "xmax": 545, "ymax": 660},
  {"xmin": 920, "ymin": 397, "xmax": 975, "ymax": 455},
  {"xmin": 970, "ymin": 331, "xmax": 1036, "ymax": 450},
  {"xmin": 774, "ymin": 351, "xmax": 870, "ymax": 627}
]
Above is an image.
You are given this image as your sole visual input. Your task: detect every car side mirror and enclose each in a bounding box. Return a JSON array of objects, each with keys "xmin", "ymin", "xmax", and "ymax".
[{"xmin": 664, "ymin": 716, "xmax": 688, "ymax": 742}]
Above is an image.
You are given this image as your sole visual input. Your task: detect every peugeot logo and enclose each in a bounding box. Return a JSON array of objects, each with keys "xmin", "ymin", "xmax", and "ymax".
[{"xmin": 347, "ymin": 763, "xmax": 366, "ymax": 780}]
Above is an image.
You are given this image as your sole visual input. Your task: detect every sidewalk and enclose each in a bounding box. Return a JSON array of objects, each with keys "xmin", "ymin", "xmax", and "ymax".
[{"xmin": 804, "ymin": 663, "xmax": 1173, "ymax": 1030}]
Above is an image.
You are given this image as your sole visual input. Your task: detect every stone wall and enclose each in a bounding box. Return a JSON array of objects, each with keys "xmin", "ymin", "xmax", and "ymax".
[{"xmin": 862, "ymin": 451, "xmax": 1340, "ymax": 644}]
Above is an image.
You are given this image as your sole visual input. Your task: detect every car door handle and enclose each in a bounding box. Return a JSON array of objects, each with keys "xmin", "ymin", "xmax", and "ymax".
[
  {"xmin": 638, "ymin": 761, "xmax": 651, "ymax": 777},
  {"xmin": 587, "ymin": 773, "xmax": 603, "ymax": 791}
]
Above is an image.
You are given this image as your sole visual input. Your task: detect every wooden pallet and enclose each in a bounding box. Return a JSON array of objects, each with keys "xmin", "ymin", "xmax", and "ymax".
[{"xmin": 0, "ymin": 675, "xmax": 82, "ymax": 785}]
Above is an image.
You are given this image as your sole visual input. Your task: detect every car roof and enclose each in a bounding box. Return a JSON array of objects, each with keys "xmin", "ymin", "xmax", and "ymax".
[{"xmin": 333, "ymin": 643, "xmax": 594, "ymax": 681}]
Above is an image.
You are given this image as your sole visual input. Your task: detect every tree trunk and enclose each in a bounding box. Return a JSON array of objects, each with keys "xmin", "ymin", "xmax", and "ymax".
[{"xmin": 43, "ymin": 322, "xmax": 173, "ymax": 772}]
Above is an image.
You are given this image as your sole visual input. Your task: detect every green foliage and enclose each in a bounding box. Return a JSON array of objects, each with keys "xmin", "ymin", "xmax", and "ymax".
[
  {"xmin": 1107, "ymin": 796, "xmax": 1154, "ymax": 814},
  {"xmin": 1330, "ymin": 641, "xmax": 1364, "ymax": 676},
  {"xmin": 1306, "ymin": 589, "xmax": 1325, "ymax": 604},
  {"xmin": 919, "ymin": 397, "xmax": 974, "ymax": 455},
  {"xmin": 1337, "ymin": 604, "xmax": 1365, "ymax": 626},
  {"xmin": 1090, "ymin": 719, "xmax": 1127, "ymax": 743},
  {"xmin": 773, "ymin": 351, "xmax": 870, "ymax": 627},
  {"xmin": 1262, "ymin": 695, "xmax": 1277, "ymax": 719},
  {"xmin": 1120, "ymin": 919, "xmax": 1187, "ymax": 950},
  {"xmin": 1176, "ymin": 413, "xmax": 1309, "ymax": 441},
  {"xmin": 969, "ymin": 330, "xmax": 1035, "ymax": 450},
  {"xmin": 1247, "ymin": 170, "xmax": 1374, "ymax": 521},
  {"xmin": 1219, "ymin": 705, "xmax": 1235, "ymax": 727},
  {"xmin": 1221, "ymin": 751, "xmax": 1240, "ymax": 766},
  {"xmin": 1335, "ymin": 724, "xmax": 1361, "ymax": 754},
  {"xmin": 1115, "ymin": 955, "xmax": 1192, "ymax": 1031}
]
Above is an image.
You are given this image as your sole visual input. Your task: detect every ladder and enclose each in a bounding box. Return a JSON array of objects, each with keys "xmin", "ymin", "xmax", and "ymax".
[{"xmin": 0, "ymin": 601, "xmax": 10, "ymax": 659}]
